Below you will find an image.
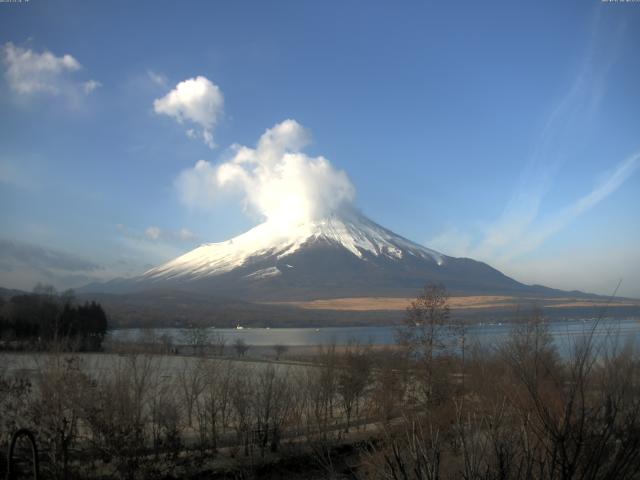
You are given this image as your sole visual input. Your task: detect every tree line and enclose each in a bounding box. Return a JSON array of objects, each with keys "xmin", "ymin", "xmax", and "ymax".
[{"xmin": 0, "ymin": 284, "xmax": 108, "ymax": 351}]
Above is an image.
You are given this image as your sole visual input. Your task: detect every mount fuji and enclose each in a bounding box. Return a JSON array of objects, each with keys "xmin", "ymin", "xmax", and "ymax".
[{"xmin": 86, "ymin": 211, "xmax": 561, "ymax": 301}]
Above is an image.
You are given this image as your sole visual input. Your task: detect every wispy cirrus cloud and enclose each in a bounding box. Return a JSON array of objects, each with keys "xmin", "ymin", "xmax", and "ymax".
[
  {"xmin": 116, "ymin": 224, "xmax": 198, "ymax": 244},
  {"xmin": 143, "ymin": 225, "xmax": 198, "ymax": 242},
  {"xmin": 428, "ymin": 12, "xmax": 638, "ymax": 269},
  {"xmin": 147, "ymin": 70, "xmax": 168, "ymax": 88},
  {"xmin": 431, "ymin": 152, "xmax": 640, "ymax": 261},
  {"xmin": 494, "ymin": 152, "xmax": 640, "ymax": 262},
  {"xmin": 82, "ymin": 79, "xmax": 102, "ymax": 94}
]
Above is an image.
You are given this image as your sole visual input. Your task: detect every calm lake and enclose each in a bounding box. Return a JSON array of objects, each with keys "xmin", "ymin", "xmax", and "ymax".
[{"xmin": 109, "ymin": 318, "xmax": 640, "ymax": 356}]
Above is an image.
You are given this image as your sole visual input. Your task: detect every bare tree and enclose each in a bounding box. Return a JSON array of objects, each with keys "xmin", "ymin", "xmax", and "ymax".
[
  {"xmin": 337, "ymin": 344, "xmax": 372, "ymax": 432},
  {"xmin": 211, "ymin": 331, "xmax": 227, "ymax": 356},
  {"xmin": 306, "ymin": 343, "xmax": 339, "ymax": 440},
  {"xmin": 252, "ymin": 365, "xmax": 294, "ymax": 455},
  {"xmin": 177, "ymin": 358, "xmax": 206, "ymax": 428},
  {"xmin": 229, "ymin": 367, "xmax": 253, "ymax": 456},
  {"xmin": 181, "ymin": 325, "xmax": 210, "ymax": 356},
  {"xmin": 0, "ymin": 374, "xmax": 31, "ymax": 476},
  {"xmin": 372, "ymin": 349, "xmax": 408, "ymax": 422},
  {"xmin": 499, "ymin": 310, "xmax": 640, "ymax": 480},
  {"xmin": 233, "ymin": 338, "xmax": 249, "ymax": 357},
  {"xmin": 139, "ymin": 328, "xmax": 160, "ymax": 353},
  {"xmin": 397, "ymin": 283, "xmax": 451, "ymax": 356},
  {"xmin": 193, "ymin": 359, "xmax": 236, "ymax": 454},
  {"xmin": 149, "ymin": 378, "xmax": 182, "ymax": 460},
  {"xmin": 80, "ymin": 354, "xmax": 159, "ymax": 479},
  {"xmin": 158, "ymin": 333, "xmax": 174, "ymax": 354},
  {"xmin": 397, "ymin": 283, "xmax": 454, "ymax": 404},
  {"xmin": 273, "ymin": 343, "xmax": 288, "ymax": 360},
  {"xmin": 362, "ymin": 420, "xmax": 442, "ymax": 480},
  {"xmin": 27, "ymin": 354, "xmax": 92, "ymax": 479}
]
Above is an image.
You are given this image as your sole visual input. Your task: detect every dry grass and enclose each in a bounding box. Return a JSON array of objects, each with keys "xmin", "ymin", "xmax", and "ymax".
[{"xmin": 266, "ymin": 295, "xmax": 640, "ymax": 312}]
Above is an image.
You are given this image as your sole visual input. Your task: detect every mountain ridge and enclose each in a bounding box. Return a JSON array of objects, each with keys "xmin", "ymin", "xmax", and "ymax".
[{"xmin": 81, "ymin": 211, "xmax": 597, "ymax": 302}]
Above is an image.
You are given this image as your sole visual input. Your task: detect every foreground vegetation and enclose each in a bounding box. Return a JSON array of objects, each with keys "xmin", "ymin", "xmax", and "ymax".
[{"xmin": 1, "ymin": 285, "xmax": 639, "ymax": 479}]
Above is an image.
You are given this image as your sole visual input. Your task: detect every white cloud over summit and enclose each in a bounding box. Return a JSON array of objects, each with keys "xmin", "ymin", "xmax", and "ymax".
[
  {"xmin": 175, "ymin": 119, "xmax": 356, "ymax": 226},
  {"xmin": 153, "ymin": 76, "xmax": 224, "ymax": 149},
  {"xmin": 1, "ymin": 42, "xmax": 100, "ymax": 97}
]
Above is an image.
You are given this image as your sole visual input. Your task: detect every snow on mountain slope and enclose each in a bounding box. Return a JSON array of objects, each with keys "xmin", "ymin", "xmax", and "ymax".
[
  {"xmin": 143, "ymin": 211, "xmax": 444, "ymax": 282},
  {"xmin": 82, "ymin": 210, "xmax": 567, "ymax": 301}
]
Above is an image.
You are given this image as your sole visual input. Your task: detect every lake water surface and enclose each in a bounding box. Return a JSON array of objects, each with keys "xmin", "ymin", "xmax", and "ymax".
[{"xmin": 109, "ymin": 318, "xmax": 640, "ymax": 357}]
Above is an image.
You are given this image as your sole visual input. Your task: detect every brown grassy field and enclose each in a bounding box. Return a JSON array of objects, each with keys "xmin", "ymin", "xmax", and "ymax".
[{"xmin": 267, "ymin": 295, "xmax": 640, "ymax": 312}]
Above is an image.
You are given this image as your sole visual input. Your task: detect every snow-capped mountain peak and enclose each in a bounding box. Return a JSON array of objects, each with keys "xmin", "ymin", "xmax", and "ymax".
[{"xmin": 142, "ymin": 212, "xmax": 444, "ymax": 282}]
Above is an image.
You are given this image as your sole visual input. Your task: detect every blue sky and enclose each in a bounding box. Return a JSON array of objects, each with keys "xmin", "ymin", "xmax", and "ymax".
[{"xmin": 0, "ymin": 1, "xmax": 639, "ymax": 297}]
